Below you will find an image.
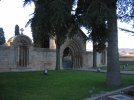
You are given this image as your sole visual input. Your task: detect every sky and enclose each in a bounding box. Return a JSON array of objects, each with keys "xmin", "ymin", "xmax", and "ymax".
[
  {"xmin": 0, "ymin": 0, "xmax": 34, "ymax": 41},
  {"xmin": 0, "ymin": 0, "xmax": 134, "ymax": 50}
]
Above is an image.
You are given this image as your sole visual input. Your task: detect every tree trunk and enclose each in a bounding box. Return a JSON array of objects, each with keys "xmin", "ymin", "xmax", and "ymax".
[
  {"xmin": 55, "ymin": 38, "xmax": 60, "ymax": 70},
  {"xmin": 93, "ymin": 41, "xmax": 97, "ymax": 68},
  {"xmin": 106, "ymin": 0, "xmax": 121, "ymax": 86}
]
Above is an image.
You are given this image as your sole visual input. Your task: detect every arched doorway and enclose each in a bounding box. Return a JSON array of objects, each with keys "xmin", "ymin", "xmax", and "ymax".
[
  {"xmin": 62, "ymin": 47, "xmax": 73, "ymax": 69},
  {"xmin": 61, "ymin": 39, "xmax": 83, "ymax": 69}
]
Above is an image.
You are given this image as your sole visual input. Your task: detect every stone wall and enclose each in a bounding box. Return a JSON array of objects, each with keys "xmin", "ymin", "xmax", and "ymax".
[
  {"xmin": 0, "ymin": 33, "xmax": 100, "ymax": 72},
  {"xmin": 0, "ymin": 45, "xmax": 104, "ymax": 72},
  {"xmin": 0, "ymin": 45, "xmax": 56, "ymax": 72},
  {"xmin": 29, "ymin": 47, "xmax": 56, "ymax": 70},
  {"xmin": 83, "ymin": 51, "xmax": 103, "ymax": 68},
  {"xmin": 0, "ymin": 46, "xmax": 11, "ymax": 71},
  {"xmin": 83, "ymin": 51, "xmax": 93, "ymax": 68}
]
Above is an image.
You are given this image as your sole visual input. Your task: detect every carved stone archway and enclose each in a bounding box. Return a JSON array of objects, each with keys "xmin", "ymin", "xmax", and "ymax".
[
  {"xmin": 61, "ymin": 37, "xmax": 84, "ymax": 69},
  {"xmin": 9, "ymin": 35, "xmax": 32, "ymax": 67}
]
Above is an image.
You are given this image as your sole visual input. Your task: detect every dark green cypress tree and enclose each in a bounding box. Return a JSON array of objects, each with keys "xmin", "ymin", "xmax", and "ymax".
[
  {"xmin": 15, "ymin": 24, "xmax": 20, "ymax": 35},
  {"xmin": 24, "ymin": 0, "xmax": 75, "ymax": 70},
  {"xmin": 0, "ymin": 28, "xmax": 6, "ymax": 45}
]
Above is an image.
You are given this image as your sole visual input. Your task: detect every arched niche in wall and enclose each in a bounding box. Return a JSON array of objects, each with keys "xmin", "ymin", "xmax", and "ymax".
[{"xmin": 11, "ymin": 35, "xmax": 32, "ymax": 67}]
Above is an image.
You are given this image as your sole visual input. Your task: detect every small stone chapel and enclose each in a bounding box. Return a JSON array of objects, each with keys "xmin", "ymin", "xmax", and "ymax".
[{"xmin": 0, "ymin": 30, "xmax": 107, "ymax": 72}]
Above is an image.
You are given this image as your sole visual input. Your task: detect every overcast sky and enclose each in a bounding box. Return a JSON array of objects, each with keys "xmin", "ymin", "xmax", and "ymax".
[
  {"xmin": 0, "ymin": 0, "xmax": 134, "ymax": 50},
  {"xmin": 0, "ymin": 0, "xmax": 34, "ymax": 40}
]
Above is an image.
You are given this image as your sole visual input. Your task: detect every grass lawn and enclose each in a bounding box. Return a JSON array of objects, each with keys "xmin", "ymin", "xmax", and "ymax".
[{"xmin": 0, "ymin": 70, "xmax": 133, "ymax": 100}]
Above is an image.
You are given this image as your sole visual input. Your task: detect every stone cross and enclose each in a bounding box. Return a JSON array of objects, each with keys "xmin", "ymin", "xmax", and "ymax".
[{"xmin": 20, "ymin": 28, "xmax": 24, "ymax": 35}]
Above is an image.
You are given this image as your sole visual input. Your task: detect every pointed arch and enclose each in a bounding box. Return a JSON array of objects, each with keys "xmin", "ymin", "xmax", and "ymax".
[{"xmin": 61, "ymin": 38, "xmax": 84, "ymax": 69}]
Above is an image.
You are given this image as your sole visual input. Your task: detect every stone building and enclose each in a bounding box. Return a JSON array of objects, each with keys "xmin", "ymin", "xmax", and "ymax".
[{"xmin": 0, "ymin": 30, "xmax": 106, "ymax": 72}]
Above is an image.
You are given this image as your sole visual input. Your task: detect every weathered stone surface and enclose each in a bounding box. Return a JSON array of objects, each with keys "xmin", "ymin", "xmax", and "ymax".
[
  {"xmin": 108, "ymin": 94, "xmax": 133, "ymax": 100},
  {"xmin": 85, "ymin": 86, "xmax": 134, "ymax": 100},
  {"xmin": 0, "ymin": 32, "xmax": 105, "ymax": 72}
]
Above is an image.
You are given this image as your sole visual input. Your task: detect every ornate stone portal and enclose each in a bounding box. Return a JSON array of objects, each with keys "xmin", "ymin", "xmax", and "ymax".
[
  {"xmin": 14, "ymin": 36, "xmax": 31, "ymax": 67},
  {"xmin": 6, "ymin": 35, "xmax": 32, "ymax": 67},
  {"xmin": 61, "ymin": 39, "xmax": 83, "ymax": 69}
]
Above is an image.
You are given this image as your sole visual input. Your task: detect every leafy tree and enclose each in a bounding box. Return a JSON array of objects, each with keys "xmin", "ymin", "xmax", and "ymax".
[
  {"xmin": 0, "ymin": 28, "xmax": 5, "ymax": 45},
  {"xmin": 76, "ymin": 0, "xmax": 121, "ymax": 86},
  {"xmin": 117, "ymin": 0, "xmax": 134, "ymax": 34},
  {"xmin": 76, "ymin": 0, "xmax": 108, "ymax": 68},
  {"xmin": 117, "ymin": 0, "xmax": 134, "ymax": 26},
  {"xmin": 76, "ymin": 0, "xmax": 109, "ymax": 39},
  {"xmin": 119, "ymin": 27, "xmax": 134, "ymax": 33},
  {"xmin": 23, "ymin": 0, "xmax": 35, "ymax": 6},
  {"xmin": 15, "ymin": 24, "xmax": 20, "ymax": 35},
  {"xmin": 49, "ymin": 0, "xmax": 76, "ymax": 70},
  {"xmin": 24, "ymin": 0, "xmax": 75, "ymax": 70}
]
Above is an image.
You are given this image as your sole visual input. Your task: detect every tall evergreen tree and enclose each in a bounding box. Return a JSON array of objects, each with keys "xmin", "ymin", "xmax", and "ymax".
[
  {"xmin": 76, "ymin": 0, "xmax": 121, "ymax": 86},
  {"xmin": 24, "ymin": 0, "xmax": 75, "ymax": 70},
  {"xmin": 0, "ymin": 28, "xmax": 6, "ymax": 45},
  {"xmin": 76, "ymin": 0, "xmax": 108, "ymax": 68},
  {"xmin": 15, "ymin": 24, "xmax": 20, "ymax": 35}
]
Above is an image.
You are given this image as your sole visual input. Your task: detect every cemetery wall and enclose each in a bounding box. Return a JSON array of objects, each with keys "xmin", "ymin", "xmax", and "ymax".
[
  {"xmin": 0, "ymin": 45, "xmax": 102, "ymax": 72},
  {"xmin": 83, "ymin": 51, "xmax": 93, "ymax": 68},
  {"xmin": 83, "ymin": 51, "xmax": 102, "ymax": 68},
  {"xmin": 0, "ymin": 46, "xmax": 56, "ymax": 72},
  {"xmin": 28, "ymin": 47, "xmax": 56, "ymax": 70},
  {"xmin": 0, "ymin": 46, "xmax": 11, "ymax": 71}
]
